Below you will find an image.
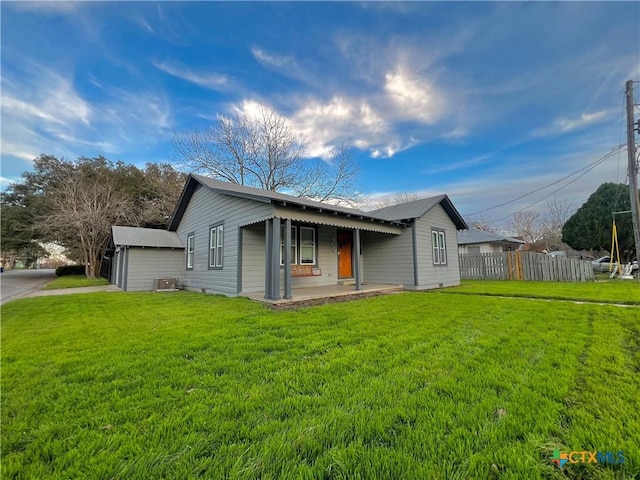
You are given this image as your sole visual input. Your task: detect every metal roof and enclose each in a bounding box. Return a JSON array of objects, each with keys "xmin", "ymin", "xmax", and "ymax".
[
  {"xmin": 168, "ymin": 174, "xmax": 468, "ymax": 231},
  {"xmin": 457, "ymin": 229, "xmax": 525, "ymax": 245},
  {"xmin": 112, "ymin": 226, "xmax": 184, "ymax": 248},
  {"xmin": 192, "ymin": 174, "xmax": 377, "ymax": 217},
  {"xmin": 169, "ymin": 174, "xmax": 406, "ymax": 231},
  {"xmin": 368, "ymin": 195, "xmax": 468, "ymax": 229}
]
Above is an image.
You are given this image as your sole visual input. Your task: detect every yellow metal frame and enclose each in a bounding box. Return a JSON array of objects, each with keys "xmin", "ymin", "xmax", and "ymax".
[{"xmin": 609, "ymin": 221, "xmax": 622, "ymax": 277}]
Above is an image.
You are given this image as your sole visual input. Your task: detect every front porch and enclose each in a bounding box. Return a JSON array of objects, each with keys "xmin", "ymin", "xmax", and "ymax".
[
  {"xmin": 240, "ymin": 214, "xmax": 405, "ymax": 301},
  {"xmin": 239, "ymin": 283, "xmax": 403, "ymax": 305}
]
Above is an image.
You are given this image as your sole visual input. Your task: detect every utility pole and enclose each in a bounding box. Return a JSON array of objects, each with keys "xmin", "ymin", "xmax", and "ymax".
[{"xmin": 625, "ymin": 80, "xmax": 640, "ymax": 278}]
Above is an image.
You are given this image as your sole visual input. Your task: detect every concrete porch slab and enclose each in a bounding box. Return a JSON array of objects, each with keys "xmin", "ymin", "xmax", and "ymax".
[{"xmin": 239, "ymin": 283, "xmax": 404, "ymax": 306}]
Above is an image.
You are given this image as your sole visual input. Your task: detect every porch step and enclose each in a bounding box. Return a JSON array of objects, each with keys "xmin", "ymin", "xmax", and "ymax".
[{"xmin": 337, "ymin": 279, "xmax": 355, "ymax": 285}]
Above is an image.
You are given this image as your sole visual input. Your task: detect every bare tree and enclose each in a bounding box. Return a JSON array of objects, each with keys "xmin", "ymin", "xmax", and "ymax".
[
  {"xmin": 541, "ymin": 199, "xmax": 574, "ymax": 249},
  {"xmin": 373, "ymin": 192, "xmax": 420, "ymax": 209},
  {"xmin": 43, "ymin": 163, "xmax": 129, "ymax": 278},
  {"xmin": 507, "ymin": 210, "xmax": 543, "ymax": 244},
  {"xmin": 172, "ymin": 104, "xmax": 362, "ymax": 204},
  {"xmin": 466, "ymin": 215, "xmax": 498, "ymax": 233},
  {"xmin": 292, "ymin": 144, "xmax": 363, "ymax": 205}
]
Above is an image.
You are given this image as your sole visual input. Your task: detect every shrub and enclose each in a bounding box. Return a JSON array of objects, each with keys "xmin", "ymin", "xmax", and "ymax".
[{"xmin": 55, "ymin": 265, "xmax": 86, "ymax": 277}]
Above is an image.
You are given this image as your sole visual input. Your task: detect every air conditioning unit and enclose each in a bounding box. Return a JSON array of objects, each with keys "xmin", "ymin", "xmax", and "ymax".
[{"xmin": 154, "ymin": 278, "xmax": 177, "ymax": 291}]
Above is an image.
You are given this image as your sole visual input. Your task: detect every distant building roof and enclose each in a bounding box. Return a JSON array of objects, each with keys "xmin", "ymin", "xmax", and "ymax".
[
  {"xmin": 112, "ymin": 226, "xmax": 184, "ymax": 248},
  {"xmin": 457, "ymin": 229, "xmax": 525, "ymax": 246}
]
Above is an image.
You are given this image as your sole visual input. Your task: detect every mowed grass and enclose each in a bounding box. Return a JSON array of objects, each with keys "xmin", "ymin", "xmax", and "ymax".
[
  {"xmin": 1, "ymin": 291, "xmax": 639, "ymax": 479},
  {"xmin": 446, "ymin": 280, "xmax": 640, "ymax": 305},
  {"xmin": 43, "ymin": 275, "xmax": 109, "ymax": 290}
]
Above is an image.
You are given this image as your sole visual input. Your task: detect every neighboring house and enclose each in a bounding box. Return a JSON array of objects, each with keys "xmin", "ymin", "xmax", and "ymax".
[
  {"xmin": 547, "ymin": 249, "xmax": 595, "ymax": 260},
  {"xmin": 457, "ymin": 229, "xmax": 524, "ymax": 254},
  {"xmin": 107, "ymin": 226, "xmax": 185, "ymax": 291},
  {"xmin": 107, "ymin": 174, "xmax": 468, "ymax": 300}
]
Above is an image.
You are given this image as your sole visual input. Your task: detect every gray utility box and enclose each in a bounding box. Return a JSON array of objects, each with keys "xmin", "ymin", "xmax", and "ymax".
[{"xmin": 154, "ymin": 278, "xmax": 177, "ymax": 291}]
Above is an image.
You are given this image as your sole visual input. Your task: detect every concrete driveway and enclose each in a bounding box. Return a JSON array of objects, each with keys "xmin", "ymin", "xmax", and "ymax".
[{"xmin": 1, "ymin": 269, "xmax": 57, "ymax": 305}]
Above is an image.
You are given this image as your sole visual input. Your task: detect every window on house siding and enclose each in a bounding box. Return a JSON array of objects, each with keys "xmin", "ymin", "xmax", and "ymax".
[
  {"xmin": 209, "ymin": 224, "xmax": 224, "ymax": 268},
  {"xmin": 280, "ymin": 226, "xmax": 297, "ymax": 265},
  {"xmin": 300, "ymin": 227, "xmax": 316, "ymax": 264},
  {"xmin": 432, "ymin": 229, "xmax": 447, "ymax": 265},
  {"xmin": 186, "ymin": 233, "xmax": 195, "ymax": 269}
]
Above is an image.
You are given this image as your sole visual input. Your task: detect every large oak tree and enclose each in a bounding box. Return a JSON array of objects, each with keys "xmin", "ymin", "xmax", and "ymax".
[{"xmin": 1, "ymin": 155, "xmax": 186, "ymax": 278}]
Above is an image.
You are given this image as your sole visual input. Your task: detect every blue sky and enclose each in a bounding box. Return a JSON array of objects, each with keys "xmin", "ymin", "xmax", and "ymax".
[{"xmin": 1, "ymin": 1, "xmax": 638, "ymax": 224}]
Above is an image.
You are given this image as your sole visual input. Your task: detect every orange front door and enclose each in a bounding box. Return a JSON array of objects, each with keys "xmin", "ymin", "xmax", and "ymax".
[{"xmin": 338, "ymin": 231, "xmax": 353, "ymax": 278}]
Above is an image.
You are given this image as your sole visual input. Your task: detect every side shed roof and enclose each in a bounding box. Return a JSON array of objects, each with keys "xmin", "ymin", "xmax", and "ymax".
[{"xmin": 112, "ymin": 226, "xmax": 184, "ymax": 248}]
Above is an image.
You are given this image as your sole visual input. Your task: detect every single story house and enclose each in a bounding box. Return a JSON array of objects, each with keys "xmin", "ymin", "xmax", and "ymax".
[
  {"xmin": 107, "ymin": 174, "xmax": 468, "ymax": 300},
  {"xmin": 457, "ymin": 229, "xmax": 524, "ymax": 254}
]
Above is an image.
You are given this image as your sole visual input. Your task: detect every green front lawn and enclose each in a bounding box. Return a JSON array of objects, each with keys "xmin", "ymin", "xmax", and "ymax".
[
  {"xmin": 447, "ymin": 279, "xmax": 640, "ymax": 305},
  {"xmin": 43, "ymin": 274, "xmax": 109, "ymax": 290},
  {"xmin": 1, "ymin": 291, "xmax": 638, "ymax": 479}
]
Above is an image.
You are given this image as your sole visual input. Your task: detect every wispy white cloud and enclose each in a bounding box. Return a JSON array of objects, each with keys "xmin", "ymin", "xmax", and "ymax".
[
  {"xmin": 287, "ymin": 97, "xmax": 389, "ymax": 158},
  {"xmin": 533, "ymin": 110, "xmax": 612, "ymax": 137},
  {"xmin": 1, "ymin": 57, "xmax": 173, "ymax": 169},
  {"xmin": 0, "ymin": 176, "xmax": 17, "ymax": 187},
  {"xmin": 153, "ymin": 60, "xmax": 229, "ymax": 91},
  {"xmin": 555, "ymin": 111, "xmax": 610, "ymax": 132},
  {"xmin": 384, "ymin": 69, "xmax": 444, "ymax": 124},
  {"xmin": 4, "ymin": 1, "xmax": 83, "ymax": 14},
  {"xmin": 251, "ymin": 46, "xmax": 303, "ymax": 79}
]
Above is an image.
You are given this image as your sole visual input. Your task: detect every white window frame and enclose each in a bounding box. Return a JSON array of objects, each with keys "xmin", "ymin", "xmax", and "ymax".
[
  {"xmin": 299, "ymin": 227, "xmax": 316, "ymax": 265},
  {"xmin": 209, "ymin": 224, "xmax": 224, "ymax": 269},
  {"xmin": 186, "ymin": 233, "xmax": 195, "ymax": 270},
  {"xmin": 432, "ymin": 229, "xmax": 447, "ymax": 266},
  {"xmin": 280, "ymin": 225, "xmax": 297, "ymax": 266},
  {"xmin": 439, "ymin": 231, "xmax": 447, "ymax": 265}
]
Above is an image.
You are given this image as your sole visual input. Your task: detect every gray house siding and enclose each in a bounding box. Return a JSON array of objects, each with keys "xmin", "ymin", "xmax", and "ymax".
[
  {"xmin": 361, "ymin": 228, "xmax": 414, "ymax": 287},
  {"xmin": 241, "ymin": 224, "xmax": 340, "ymax": 294},
  {"xmin": 125, "ymin": 248, "xmax": 184, "ymax": 292},
  {"xmin": 240, "ymin": 223, "xmax": 266, "ymax": 294},
  {"xmin": 414, "ymin": 204, "xmax": 461, "ymax": 289},
  {"xmin": 175, "ymin": 184, "xmax": 274, "ymax": 295}
]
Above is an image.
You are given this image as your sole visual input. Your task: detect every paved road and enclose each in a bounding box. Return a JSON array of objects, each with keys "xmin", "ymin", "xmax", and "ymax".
[{"xmin": 0, "ymin": 269, "xmax": 57, "ymax": 305}]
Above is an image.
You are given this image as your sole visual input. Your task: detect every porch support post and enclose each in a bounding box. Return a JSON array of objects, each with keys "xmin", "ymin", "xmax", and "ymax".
[
  {"xmin": 264, "ymin": 219, "xmax": 272, "ymax": 299},
  {"xmin": 354, "ymin": 228, "xmax": 362, "ymax": 291},
  {"xmin": 271, "ymin": 217, "xmax": 281, "ymax": 300},
  {"xmin": 283, "ymin": 218, "xmax": 292, "ymax": 299},
  {"xmin": 412, "ymin": 222, "xmax": 419, "ymax": 287}
]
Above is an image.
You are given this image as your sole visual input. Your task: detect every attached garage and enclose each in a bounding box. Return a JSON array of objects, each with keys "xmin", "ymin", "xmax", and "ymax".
[{"xmin": 108, "ymin": 226, "xmax": 185, "ymax": 292}]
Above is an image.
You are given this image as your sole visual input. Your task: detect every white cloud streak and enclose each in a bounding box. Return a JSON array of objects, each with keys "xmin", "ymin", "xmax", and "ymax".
[
  {"xmin": 153, "ymin": 60, "xmax": 229, "ymax": 91},
  {"xmin": 533, "ymin": 110, "xmax": 612, "ymax": 137},
  {"xmin": 1, "ymin": 59, "xmax": 172, "ymax": 168}
]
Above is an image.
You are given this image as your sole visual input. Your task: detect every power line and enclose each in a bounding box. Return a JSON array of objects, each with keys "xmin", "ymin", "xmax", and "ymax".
[
  {"xmin": 464, "ymin": 144, "xmax": 626, "ymax": 217},
  {"xmin": 493, "ymin": 148, "xmax": 618, "ymax": 223}
]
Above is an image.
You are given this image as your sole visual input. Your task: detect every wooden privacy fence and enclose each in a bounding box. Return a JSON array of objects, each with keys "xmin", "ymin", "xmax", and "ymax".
[{"xmin": 459, "ymin": 251, "xmax": 595, "ymax": 282}]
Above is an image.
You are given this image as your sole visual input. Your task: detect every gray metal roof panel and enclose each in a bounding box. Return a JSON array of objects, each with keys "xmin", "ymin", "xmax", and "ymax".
[
  {"xmin": 168, "ymin": 174, "xmax": 467, "ymax": 231},
  {"xmin": 368, "ymin": 196, "xmax": 445, "ymax": 221},
  {"xmin": 192, "ymin": 174, "xmax": 373, "ymax": 217},
  {"xmin": 457, "ymin": 229, "xmax": 525, "ymax": 245},
  {"xmin": 112, "ymin": 226, "xmax": 184, "ymax": 248}
]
